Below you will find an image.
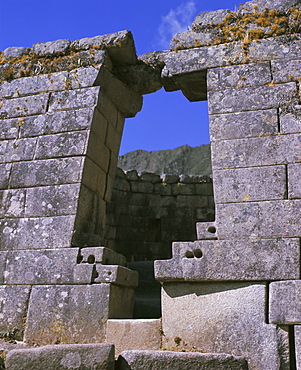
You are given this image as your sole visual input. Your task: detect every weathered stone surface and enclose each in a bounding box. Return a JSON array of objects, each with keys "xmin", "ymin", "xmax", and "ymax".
[
  {"xmin": 272, "ymin": 59, "xmax": 301, "ymax": 83},
  {"xmin": 48, "ymin": 86, "xmax": 100, "ymax": 112},
  {"xmin": 35, "ymin": 131, "xmax": 89, "ymax": 159},
  {"xmin": 162, "ymin": 42, "xmax": 244, "ymax": 76},
  {"xmin": 0, "ymin": 285, "xmax": 31, "ymax": 340},
  {"xmin": 116, "ymin": 350, "xmax": 248, "ymax": 370},
  {"xmin": 208, "ymin": 82, "xmax": 297, "ymax": 114},
  {"xmin": 155, "ymin": 238, "xmax": 299, "ymax": 281},
  {"xmin": 0, "ymin": 189, "xmax": 25, "ymax": 218},
  {"xmin": 94, "ymin": 265, "xmax": 138, "ymax": 287},
  {"xmin": 209, "ymin": 109, "xmax": 278, "ymax": 141},
  {"xmin": 214, "ymin": 166, "xmax": 286, "ymax": 203},
  {"xmin": 79, "ymin": 246, "xmax": 126, "ymax": 266},
  {"xmin": 288, "ymin": 163, "xmax": 301, "ymax": 198},
  {"xmin": 0, "ymin": 118, "xmax": 18, "ymax": 140},
  {"xmin": 211, "ymin": 134, "xmax": 301, "ymax": 170},
  {"xmin": 3, "ymin": 46, "xmax": 30, "ymax": 60},
  {"xmin": 0, "ymin": 71, "xmax": 68, "ymax": 99},
  {"xmin": 0, "ymin": 93, "xmax": 49, "ymax": 119},
  {"xmin": 196, "ymin": 222, "xmax": 217, "ymax": 240},
  {"xmin": 24, "ymin": 284, "xmax": 111, "ymax": 345},
  {"xmin": 207, "ymin": 62, "xmax": 271, "ymax": 91},
  {"xmin": 172, "ymin": 70, "xmax": 207, "ymax": 101},
  {"xmin": 71, "ymin": 30, "xmax": 137, "ymax": 65},
  {"xmin": 0, "ymin": 164, "xmax": 11, "ymax": 189},
  {"xmin": 10, "ymin": 157, "xmax": 84, "ymax": 188},
  {"xmin": 238, "ymin": 0, "xmax": 300, "ymax": 13},
  {"xmin": 73, "ymin": 264, "xmax": 94, "ymax": 284},
  {"xmin": 0, "ymin": 137, "xmax": 37, "ymax": 164},
  {"xmin": 4, "ymin": 248, "xmax": 79, "ymax": 284},
  {"xmin": 216, "ymin": 199, "xmax": 301, "ymax": 239},
  {"xmin": 280, "ymin": 109, "xmax": 301, "ymax": 134},
  {"xmin": 32, "ymin": 39, "xmax": 71, "ymax": 55},
  {"xmin": 170, "ymin": 29, "xmax": 220, "ymax": 51},
  {"xmin": 0, "ymin": 215, "xmax": 76, "ymax": 250},
  {"xmin": 5, "ymin": 343, "xmax": 115, "ymax": 370},
  {"xmin": 248, "ymin": 35, "xmax": 301, "ymax": 62},
  {"xmin": 269, "ymin": 280, "xmax": 301, "ymax": 324},
  {"xmin": 106, "ymin": 319, "xmax": 161, "ymax": 356},
  {"xmin": 295, "ymin": 326, "xmax": 301, "ymax": 370},
  {"xmin": 192, "ymin": 9, "xmax": 232, "ymax": 31},
  {"xmin": 25, "ymin": 184, "xmax": 81, "ymax": 217},
  {"xmin": 161, "ymin": 283, "xmax": 289, "ymax": 370},
  {"xmin": 69, "ymin": 65, "xmax": 103, "ymax": 89},
  {"xmin": 20, "ymin": 108, "xmax": 94, "ymax": 137}
]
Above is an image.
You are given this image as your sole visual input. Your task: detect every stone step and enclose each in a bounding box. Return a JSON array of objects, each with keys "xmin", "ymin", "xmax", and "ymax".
[
  {"xmin": 106, "ymin": 319, "xmax": 161, "ymax": 357},
  {"xmin": 115, "ymin": 350, "xmax": 248, "ymax": 370}
]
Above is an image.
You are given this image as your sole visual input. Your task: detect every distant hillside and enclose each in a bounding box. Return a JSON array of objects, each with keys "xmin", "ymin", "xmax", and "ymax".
[{"xmin": 118, "ymin": 144, "xmax": 212, "ymax": 176}]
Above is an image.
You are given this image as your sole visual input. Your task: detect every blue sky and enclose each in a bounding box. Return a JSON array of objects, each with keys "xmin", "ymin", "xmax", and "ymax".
[{"xmin": 0, "ymin": 0, "xmax": 240, "ymax": 155}]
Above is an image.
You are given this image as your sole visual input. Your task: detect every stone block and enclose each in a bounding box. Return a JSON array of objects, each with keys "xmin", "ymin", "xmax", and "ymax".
[
  {"xmin": 116, "ymin": 350, "xmax": 248, "ymax": 370},
  {"xmin": 272, "ymin": 59, "xmax": 301, "ymax": 83},
  {"xmin": 94, "ymin": 265, "xmax": 138, "ymax": 287},
  {"xmin": 0, "ymin": 118, "xmax": 19, "ymax": 140},
  {"xmin": 73, "ymin": 264, "xmax": 94, "ymax": 284},
  {"xmin": 154, "ymin": 238, "xmax": 300, "ymax": 281},
  {"xmin": 196, "ymin": 222, "xmax": 217, "ymax": 240},
  {"xmin": 0, "ymin": 137, "xmax": 37, "ymax": 163},
  {"xmin": 0, "ymin": 94, "xmax": 49, "ymax": 119},
  {"xmin": 70, "ymin": 30, "xmax": 137, "ymax": 65},
  {"xmin": 161, "ymin": 282, "xmax": 289, "ymax": 370},
  {"xmin": 192, "ymin": 9, "xmax": 232, "ymax": 30},
  {"xmin": 32, "ymin": 39, "xmax": 70, "ymax": 55},
  {"xmin": 162, "ymin": 42, "xmax": 244, "ymax": 76},
  {"xmin": 0, "ymin": 71, "xmax": 68, "ymax": 99},
  {"xmin": 211, "ymin": 134, "xmax": 301, "ymax": 170},
  {"xmin": 5, "ymin": 343, "xmax": 115, "ymax": 370},
  {"xmin": 20, "ymin": 108, "xmax": 94, "ymax": 137},
  {"xmin": 25, "ymin": 184, "xmax": 81, "ymax": 217},
  {"xmin": 0, "ymin": 164, "xmax": 11, "ymax": 190},
  {"xmin": 87, "ymin": 130, "xmax": 110, "ymax": 171},
  {"xmin": 4, "ymin": 248, "xmax": 79, "ymax": 284},
  {"xmin": 213, "ymin": 166, "xmax": 286, "ymax": 203},
  {"xmin": 295, "ymin": 326, "xmax": 301, "ymax": 370},
  {"xmin": 48, "ymin": 86, "xmax": 100, "ymax": 112},
  {"xmin": 10, "ymin": 157, "xmax": 84, "ymax": 188},
  {"xmin": 69, "ymin": 64, "xmax": 104, "ymax": 89},
  {"xmin": 288, "ymin": 163, "xmax": 301, "ymax": 198},
  {"xmin": 3, "ymin": 46, "xmax": 30, "ymax": 59},
  {"xmin": 207, "ymin": 62, "xmax": 271, "ymax": 92},
  {"xmin": 0, "ymin": 189, "xmax": 26, "ymax": 218},
  {"xmin": 280, "ymin": 109, "xmax": 301, "ymax": 134},
  {"xmin": 238, "ymin": 0, "xmax": 299, "ymax": 13},
  {"xmin": 24, "ymin": 284, "xmax": 111, "ymax": 345},
  {"xmin": 82, "ymin": 157, "xmax": 106, "ymax": 196},
  {"xmin": 35, "ymin": 131, "xmax": 89, "ymax": 159},
  {"xmin": 0, "ymin": 215, "xmax": 76, "ymax": 250},
  {"xmin": 161, "ymin": 174, "xmax": 179, "ymax": 184},
  {"xmin": 170, "ymin": 29, "xmax": 220, "ymax": 51},
  {"xmin": 0, "ymin": 285, "xmax": 31, "ymax": 340},
  {"xmin": 209, "ymin": 109, "xmax": 278, "ymax": 141},
  {"xmin": 248, "ymin": 35, "xmax": 301, "ymax": 62},
  {"xmin": 269, "ymin": 281, "xmax": 301, "ymax": 324},
  {"xmin": 216, "ymin": 199, "xmax": 301, "ymax": 239},
  {"xmin": 208, "ymin": 82, "xmax": 297, "ymax": 114},
  {"xmin": 106, "ymin": 319, "xmax": 161, "ymax": 356},
  {"xmin": 79, "ymin": 246, "xmax": 126, "ymax": 266}
]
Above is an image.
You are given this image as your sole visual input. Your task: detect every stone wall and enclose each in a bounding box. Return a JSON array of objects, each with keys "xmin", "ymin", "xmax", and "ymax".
[{"xmin": 106, "ymin": 168, "xmax": 214, "ymax": 261}]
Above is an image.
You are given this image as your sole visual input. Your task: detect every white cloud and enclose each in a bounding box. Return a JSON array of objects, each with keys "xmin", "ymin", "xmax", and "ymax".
[{"xmin": 157, "ymin": 1, "xmax": 197, "ymax": 50}]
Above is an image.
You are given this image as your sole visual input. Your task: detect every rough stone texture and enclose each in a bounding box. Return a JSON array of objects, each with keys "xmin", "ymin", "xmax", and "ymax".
[
  {"xmin": 0, "ymin": 285, "xmax": 31, "ymax": 340},
  {"xmin": 94, "ymin": 265, "xmax": 138, "ymax": 287},
  {"xmin": 106, "ymin": 319, "xmax": 161, "ymax": 356},
  {"xmin": 209, "ymin": 109, "xmax": 278, "ymax": 141},
  {"xmin": 213, "ymin": 166, "xmax": 286, "ymax": 203},
  {"xmin": 32, "ymin": 39, "xmax": 71, "ymax": 55},
  {"xmin": 238, "ymin": 0, "xmax": 300, "ymax": 13},
  {"xmin": 155, "ymin": 238, "xmax": 299, "ymax": 281},
  {"xmin": 192, "ymin": 9, "xmax": 233, "ymax": 31},
  {"xmin": 295, "ymin": 326, "xmax": 301, "ymax": 370},
  {"xmin": 269, "ymin": 281, "xmax": 301, "ymax": 324},
  {"xmin": 116, "ymin": 350, "xmax": 248, "ymax": 370},
  {"xmin": 288, "ymin": 163, "xmax": 301, "ymax": 198},
  {"xmin": 24, "ymin": 284, "xmax": 114, "ymax": 345},
  {"xmin": 2, "ymin": 46, "xmax": 30, "ymax": 60},
  {"xmin": 161, "ymin": 283, "xmax": 290, "ymax": 370},
  {"xmin": 5, "ymin": 343, "xmax": 115, "ymax": 370},
  {"xmin": 3, "ymin": 248, "xmax": 79, "ymax": 284},
  {"xmin": 0, "ymin": 94, "xmax": 49, "ymax": 119},
  {"xmin": 79, "ymin": 246, "xmax": 126, "ymax": 266},
  {"xmin": 272, "ymin": 59, "xmax": 301, "ymax": 83}
]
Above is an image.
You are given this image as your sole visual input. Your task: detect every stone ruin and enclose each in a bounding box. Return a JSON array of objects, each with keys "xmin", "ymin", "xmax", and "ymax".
[{"xmin": 1, "ymin": 0, "xmax": 301, "ymax": 368}]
